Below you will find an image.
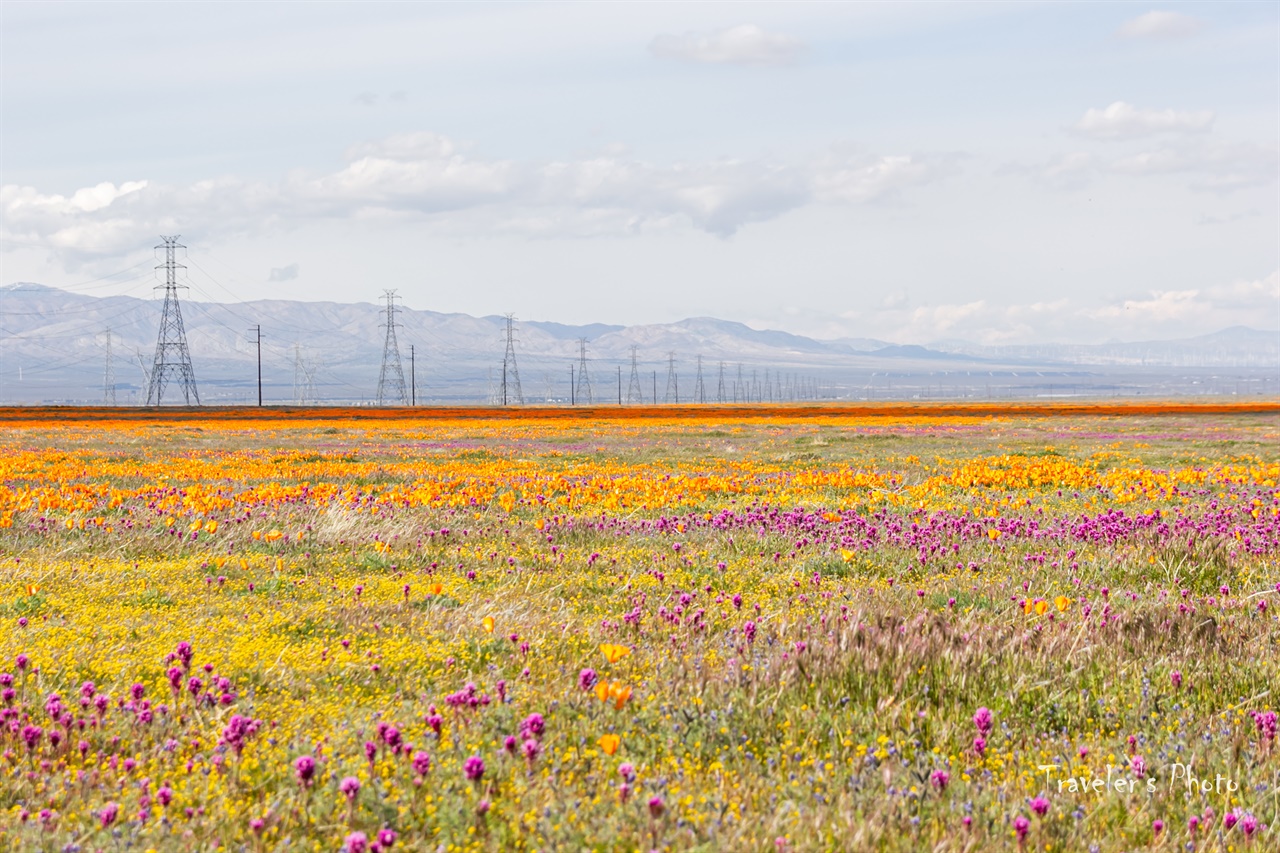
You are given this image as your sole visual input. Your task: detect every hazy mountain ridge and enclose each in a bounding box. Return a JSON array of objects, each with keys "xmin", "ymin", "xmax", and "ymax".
[{"xmin": 1, "ymin": 284, "xmax": 1275, "ymax": 403}]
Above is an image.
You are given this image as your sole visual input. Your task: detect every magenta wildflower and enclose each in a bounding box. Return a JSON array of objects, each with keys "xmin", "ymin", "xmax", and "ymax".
[
  {"xmin": 339, "ymin": 776, "xmax": 360, "ymax": 801},
  {"xmin": 345, "ymin": 831, "xmax": 368, "ymax": 853},
  {"xmin": 294, "ymin": 755, "xmax": 316, "ymax": 787},
  {"xmin": 463, "ymin": 755, "xmax": 485, "ymax": 782},
  {"xmin": 519, "ymin": 713, "xmax": 545, "ymax": 739},
  {"xmin": 648, "ymin": 796, "xmax": 665, "ymax": 818},
  {"xmin": 99, "ymin": 802, "xmax": 119, "ymax": 828},
  {"xmin": 973, "ymin": 707, "xmax": 993, "ymax": 735},
  {"xmin": 411, "ymin": 751, "xmax": 431, "ymax": 776},
  {"xmin": 1013, "ymin": 815, "xmax": 1030, "ymax": 843},
  {"xmin": 973, "ymin": 736, "xmax": 986, "ymax": 757},
  {"xmin": 1029, "ymin": 796, "xmax": 1049, "ymax": 817},
  {"xmin": 1171, "ymin": 670, "xmax": 1183, "ymax": 689},
  {"xmin": 618, "ymin": 762, "xmax": 635, "ymax": 782},
  {"xmin": 1152, "ymin": 819, "xmax": 1164, "ymax": 835},
  {"xmin": 250, "ymin": 818, "xmax": 266, "ymax": 834},
  {"xmin": 930, "ymin": 770, "xmax": 949, "ymax": 791},
  {"xmin": 377, "ymin": 828, "xmax": 397, "ymax": 847},
  {"xmin": 522, "ymin": 738, "xmax": 541, "ymax": 764},
  {"xmin": 578, "ymin": 668, "xmax": 597, "ymax": 691}
]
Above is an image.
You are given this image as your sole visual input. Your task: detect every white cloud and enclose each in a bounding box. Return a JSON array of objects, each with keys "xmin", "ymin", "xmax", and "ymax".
[
  {"xmin": 649, "ymin": 25, "xmax": 804, "ymax": 66},
  {"xmin": 1206, "ymin": 271, "xmax": 1280, "ymax": 308},
  {"xmin": 1090, "ymin": 289, "xmax": 1201, "ymax": 323},
  {"xmin": 1073, "ymin": 101, "xmax": 1213, "ymax": 139},
  {"xmin": 813, "ymin": 151, "xmax": 962, "ymax": 203},
  {"xmin": 1005, "ymin": 141, "xmax": 1275, "ymax": 194},
  {"xmin": 866, "ymin": 277, "xmax": 1276, "ymax": 346},
  {"xmin": 1116, "ymin": 11, "xmax": 1204, "ymax": 40},
  {"xmin": 268, "ymin": 263, "xmax": 299, "ymax": 282},
  {"xmin": 0, "ymin": 133, "xmax": 957, "ymax": 261}
]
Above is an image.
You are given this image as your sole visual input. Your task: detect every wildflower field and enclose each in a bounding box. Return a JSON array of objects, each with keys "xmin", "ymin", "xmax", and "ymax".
[{"xmin": 1, "ymin": 403, "xmax": 1278, "ymax": 852}]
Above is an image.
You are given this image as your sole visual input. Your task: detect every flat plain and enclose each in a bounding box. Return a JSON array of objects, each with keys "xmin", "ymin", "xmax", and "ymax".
[{"xmin": 1, "ymin": 404, "xmax": 1277, "ymax": 851}]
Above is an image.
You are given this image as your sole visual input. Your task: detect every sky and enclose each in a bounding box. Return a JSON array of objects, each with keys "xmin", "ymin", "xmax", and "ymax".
[{"xmin": 2, "ymin": 1, "xmax": 1277, "ymax": 346}]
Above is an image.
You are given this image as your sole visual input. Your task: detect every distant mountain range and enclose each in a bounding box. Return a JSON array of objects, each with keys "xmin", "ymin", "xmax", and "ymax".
[{"xmin": 1, "ymin": 283, "xmax": 1275, "ymax": 404}]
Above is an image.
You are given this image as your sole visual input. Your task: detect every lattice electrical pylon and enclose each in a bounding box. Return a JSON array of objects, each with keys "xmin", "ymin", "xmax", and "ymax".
[
  {"xmin": 293, "ymin": 343, "xmax": 319, "ymax": 404},
  {"xmin": 664, "ymin": 352, "xmax": 679, "ymax": 403},
  {"xmin": 376, "ymin": 289, "xmax": 408, "ymax": 405},
  {"xmin": 694, "ymin": 355, "xmax": 705, "ymax": 403},
  {"xmin": 716, "ymin": 361, "xmax": 726, "ymax": 403},
  {"xmin": 626, "ymin": 346, "xmax": 644, "ymax": 404},
  {"xmin": 575, "ymin": 338, "xmax": 593, "ymax": 404},
  {"xmin": 502, "ymin": 314, "xmax": 524, "ymax": 405},
  {"xmin": 146, "ymin": 236, "xmax": 200, "ymax": 406},
  {"xmin": 735, "ymin": 364, "xmax": 744, "ymax": 403},
  {"xmin": 101, "ymin": 327, "xmax": 116, "ymax": 405}
]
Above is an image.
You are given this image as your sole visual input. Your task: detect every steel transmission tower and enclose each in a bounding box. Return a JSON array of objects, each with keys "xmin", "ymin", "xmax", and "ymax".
[
  {"xmin": 376, "ymin": 289, "xmax": 408, "ymax": 405},
  {"xmin": 716, "ymin": 361, "xmax": 726, "ymax": 403},
  {"xmin": 101, "ymin": 328, "xmax": 116, "ymax": 405},
  {"xmin": 575, "ymin": 338, "xmax": 593, "ymax": 404},
  {"xmin": 626, "ymin": 346, "xmax": 644, "ymax": 404},
  {"xmin": 694, "ymin": 355, "xmax": 706, "ymax": 403},
  {"xmin": 664, "ymin": 352, "xmax": 679, "ymax": 403},
  {"xmin": 146, "ymin": 236, "xmax": 200, "ymax": 406},
  {"xmin": 292, "ymin": 343, "xmax": 319, "ymax": 404},
  {"xmin": 502, "ymin": 314, "xmax": 524, "ymax": 405}
]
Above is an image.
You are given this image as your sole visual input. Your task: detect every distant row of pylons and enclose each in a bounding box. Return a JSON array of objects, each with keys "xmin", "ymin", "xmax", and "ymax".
[{"xmin": 130, "ymin": 236, "xmax": 823, "ymax": 406}]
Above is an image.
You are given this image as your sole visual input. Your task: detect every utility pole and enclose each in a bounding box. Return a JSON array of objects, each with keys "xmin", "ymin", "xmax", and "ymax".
[
  {"xmin": 146, "ymin": 236, "xmax": 200, "ymax": 406},
  {"xmin": 101, "ymin": 328, "xmax": 116, "ymax": 405},
  {"xmin": 249, "ymin": 325, "xmax": 262, "ymax": 406},
  {"xmin": 410, "ymin": 344, "xmax": 416, "ymax": 406},
  {"xmin": 376, "ymin": 290, "xmax": 407, "ymax": 405},
  {"xmin": 694, "ymin": 355, "xmax": 705, "ymax": 403},
  {"xmin": 716, "ymin": 361, "xmax": 726, "ymax": 404},
  {"xmin": 501, "ymin": 357, "xmax": 508, "ymax": 407}
]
